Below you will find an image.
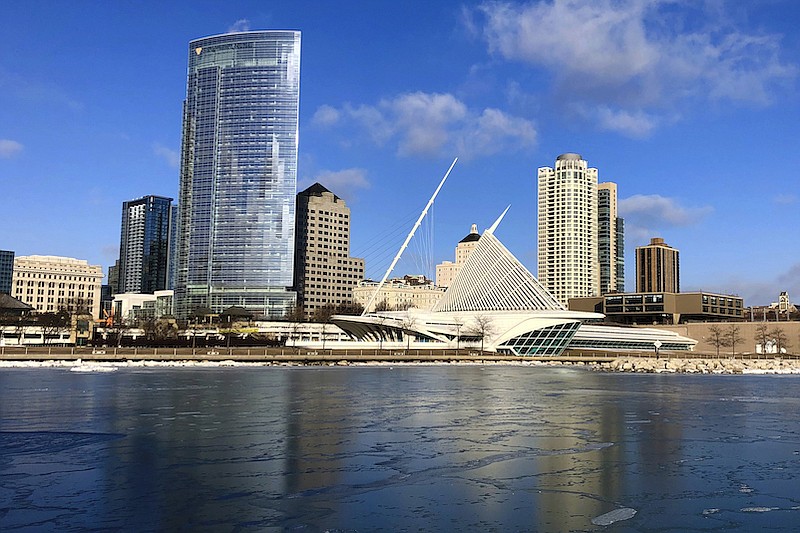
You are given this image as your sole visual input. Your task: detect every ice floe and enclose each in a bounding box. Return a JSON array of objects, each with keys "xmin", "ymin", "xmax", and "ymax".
[{"xmin": 591, "ymin": 507, "xmax": 637, "ymax": 526}]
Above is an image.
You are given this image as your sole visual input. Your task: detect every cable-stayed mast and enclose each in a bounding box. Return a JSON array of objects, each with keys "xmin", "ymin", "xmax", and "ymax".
[{"xmin": 362, "ymin": 158, "xmax": 458, "ymax": 315}]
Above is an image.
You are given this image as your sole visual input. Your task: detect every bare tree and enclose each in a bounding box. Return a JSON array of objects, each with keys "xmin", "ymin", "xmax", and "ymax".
[
  {"xmin": 467, "ymin": 314, "xmax": 496, "ymax": 354},
  {"xmin": 38, "ymin": 310, "xmax": 70, "ymax": 345},
  {"xmin": 139, "ymin": 317, "xmax": 158, "ymax": 343},
  {"xmin": 452, "ymin": 316, "xmax": 464, "ymax": 351},
  {"xmin": 401, "ymin": 312, "xmax": 417, "ymax": 351},
  {"xmin": 286, "ymin": 304, "xmax": 306, "ymax": 347},
  {"xmin": 707, "ymin": 325, "xmax": 725, "ymax": 357},
  {"xmin": 724, "ymin": 324, "xmax": 743, "ymax": 357},
  {"xmin": 155, "ymin": 317, "xmax": 178, "ymax": 343},
  {"xmin": 755, "ymin": 323, "xmax": 771, "ymax": 355},
  {"xmin": 374, "ymin": 299, "xmax": 391, "ymax": 312},
  {"xmin": 375, "ymin": 314, "xmax": 388, "ymax": 351},
  {"xmin": 313, "ymin": 304, "xmax": 337, "ymax": 350},
  {"xmin": 769, "ymin": 327, "xmax": 790, "ymax": 354},
  {"xmin": 334, "ymin": 301, "xmax": 364, "ymax": 316}
]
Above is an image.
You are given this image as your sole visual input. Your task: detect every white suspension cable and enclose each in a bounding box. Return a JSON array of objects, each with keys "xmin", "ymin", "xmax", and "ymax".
[{"xmin": 362, "ymin": 158, "xmax": 458, "ymax": 314}]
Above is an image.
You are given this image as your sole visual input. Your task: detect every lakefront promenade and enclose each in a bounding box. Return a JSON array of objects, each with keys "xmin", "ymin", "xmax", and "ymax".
[{"xmin": 1, "ymin": 346, "xmax": 798, "ymax": 373}]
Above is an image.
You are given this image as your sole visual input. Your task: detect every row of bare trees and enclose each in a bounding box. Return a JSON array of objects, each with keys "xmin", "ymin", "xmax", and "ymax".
[{"xmin": 707, "ymin": 324, "xmax": 791, "ymax": 357}]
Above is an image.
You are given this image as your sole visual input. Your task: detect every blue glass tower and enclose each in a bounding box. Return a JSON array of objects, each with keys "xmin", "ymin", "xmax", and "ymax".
[
  {"xmin": 174, "ymin": 31, "xmax": 301, "ymax": 319},
  {"xmin": 119, "ymin": 195, "xmax": 173, "ymax": 294}
]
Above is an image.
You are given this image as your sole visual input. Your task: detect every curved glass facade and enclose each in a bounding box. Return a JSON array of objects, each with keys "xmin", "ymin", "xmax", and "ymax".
[
  {"xmin": 497, "ymin": 321, "xmax": 581, "ymax": 356},
  {"xmin": 567, "ymin": 339, "xmax": 691, "ymax": 351},
  {"xmin": 175, "ymin": 31, "xmax": 301, "ymax": 318}
]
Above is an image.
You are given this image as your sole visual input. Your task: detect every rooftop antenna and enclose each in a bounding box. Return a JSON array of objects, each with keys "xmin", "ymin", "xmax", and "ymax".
[{"xmin": 362, "ymin": 157, "xmax": 458, "ymax": 315}]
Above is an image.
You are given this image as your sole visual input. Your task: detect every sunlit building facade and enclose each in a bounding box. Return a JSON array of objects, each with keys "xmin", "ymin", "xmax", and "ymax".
[
  {"xmin": 294, "ymin": 183, "xmax": 364, "ymax": 320},
  {"xmin": 435, "ymin": 224, "xmax": 480, "ymax": 289},
  {"xmin": 12, "ymin": 255, "xmax": 103, "ymax": 317},
  {"xmin": 538, "ymin": 153, "xmax": 599, "ymax": 305},
  {"xmin": 174, "ymin": 31, "xmax": 301, "ymax": 318}
]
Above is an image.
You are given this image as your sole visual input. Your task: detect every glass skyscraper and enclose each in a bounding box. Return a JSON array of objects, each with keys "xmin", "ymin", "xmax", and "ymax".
[
  {"xmin": 0, "ymin": 250, "xmax": 14, "ymax": 295},
  {"xmin": 118, "ymin": 195, "xmax": 173, "ymax": 294},
  {"xmin": 174, "ymin": 31, "xmax": 301, "ymax": 319}
]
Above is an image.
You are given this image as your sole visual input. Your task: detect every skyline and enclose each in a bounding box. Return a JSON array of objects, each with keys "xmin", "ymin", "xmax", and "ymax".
[{"xmin": 1, "ymin": 1, "xmax": 799, "ymax": 306}]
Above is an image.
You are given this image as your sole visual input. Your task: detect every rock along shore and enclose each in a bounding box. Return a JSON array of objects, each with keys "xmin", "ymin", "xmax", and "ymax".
[
  {"xmin": 1, "ymin": 356, "xmax": 799, "ymax": 374},
  {"xmin": 593, "ymin": 357, "xmax": 800, "ymax": 374}
]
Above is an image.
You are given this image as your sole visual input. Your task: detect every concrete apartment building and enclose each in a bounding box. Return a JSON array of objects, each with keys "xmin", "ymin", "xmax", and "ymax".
[
  {"xmin": 294, "ymin": 183, "xmax": 365, "ymax": 320},
  {"xmin": 435, "ymin": 224, "xmax": 480, "ymax": 289},
  {"xmin": 636, "ymin": 237, "xmax": 680, "ymax": 293},
  {"xmin": 12, "ymin": 255, "xmax": 104, "ymax": 318},
  {"xmin": 537, "ymin": 153, "xmax": 600, "ymax": 305}
]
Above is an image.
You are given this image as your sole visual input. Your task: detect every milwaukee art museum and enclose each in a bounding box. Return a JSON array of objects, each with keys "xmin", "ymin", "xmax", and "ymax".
[{"xmin": 331, "ymin": 210, "xmax": 696, "ymax": 356}]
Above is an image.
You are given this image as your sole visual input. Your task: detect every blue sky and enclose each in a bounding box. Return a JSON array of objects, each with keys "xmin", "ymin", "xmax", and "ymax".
[{"xmin": 1, "ymin": 0, "xmax": 798, "ymax": 306}]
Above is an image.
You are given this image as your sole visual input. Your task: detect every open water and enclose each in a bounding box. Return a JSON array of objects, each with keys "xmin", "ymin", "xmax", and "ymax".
[{"xmin": 1, "ymin": 364, "xmax": 799, "ymax": 532}]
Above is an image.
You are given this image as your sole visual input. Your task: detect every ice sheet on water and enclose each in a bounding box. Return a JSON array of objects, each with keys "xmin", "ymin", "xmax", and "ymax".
[{"xmin": 591, "ymin": 507, "xmax": 637, "ymax": 526}]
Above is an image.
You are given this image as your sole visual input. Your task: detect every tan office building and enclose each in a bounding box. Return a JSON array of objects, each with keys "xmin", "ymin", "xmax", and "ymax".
[
  {"xmin": 636, "ymin": 237, "xmax": 679, "ymax": 293},
  {"xmin": 435, "ymin": 224, "xmax": 480, "ymax": 289},
  {"xmin": 294, "ymin": 183, "xmax": 365, "ymax": 320},
  {"xmin": 12, "ymin": 255, "xmax": 104, "ymax": 318}
]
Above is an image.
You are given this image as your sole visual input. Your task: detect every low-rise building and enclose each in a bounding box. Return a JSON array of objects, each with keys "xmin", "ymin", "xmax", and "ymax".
[
  {"xmin": 569, "ymin": 291, "xmax": 744, "ymax": 325},
  {"xmin": 112, "ymin": 290, "xmax": 174, "ymax": 323},
  {"xmin": 354, "ymin": 275, "xmax": 445, "ymax": 311}
]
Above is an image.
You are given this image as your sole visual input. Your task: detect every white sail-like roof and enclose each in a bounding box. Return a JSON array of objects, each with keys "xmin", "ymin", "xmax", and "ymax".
[{"xmin": 433, "ymin": 208, "xmax": 565, "ymax": 313}]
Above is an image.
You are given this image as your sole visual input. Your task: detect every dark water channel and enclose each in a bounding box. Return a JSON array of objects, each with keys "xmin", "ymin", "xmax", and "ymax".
[{"xmin": 1, "ymin": 365, "xmax": 799, "ymax": 531}]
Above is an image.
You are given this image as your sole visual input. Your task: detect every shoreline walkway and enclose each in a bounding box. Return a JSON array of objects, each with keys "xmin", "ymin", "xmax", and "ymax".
[{"xmin": 1, "ymin": 346, "xmax": 797, "ymax": 365}]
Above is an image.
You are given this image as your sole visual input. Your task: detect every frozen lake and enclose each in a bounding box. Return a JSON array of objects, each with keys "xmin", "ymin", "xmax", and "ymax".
[{"xmin": 1, "ymin": 365, "xmax": 799, "ymax": 531}]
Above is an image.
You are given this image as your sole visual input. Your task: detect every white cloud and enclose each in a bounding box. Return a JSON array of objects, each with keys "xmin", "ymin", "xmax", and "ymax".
[
  {"xmin": 312, "ymin": 105, "xmax": 341, "ymax": 127},
  {"xmin": 298, "ymin": 168, "xmax": 370, "ymax": 202},
  {"xmin": 471, "ymin": 0, "xmax": 796, "ymax": 134},
  {"xmin": 0, "ymin": 139, "xmax": 23, "ymax": 158},
  {"xmin": 773, "ymin": 193, "xmax": 797, "ymax": 205},
  {"xmin": 227, "ymin": 19, "xmax": 251, "ymax": 33},
  {"xmin": 587, "ymin": 106, "xmax": 658, "ymax": 138},
  {"xmin": 153, "ymin": 143, "xmax": 179, "ymax": 168},
  {"xmin": 619, "ymin": 194, "xmax": 713, "ymax": 241},
  {"xmin": 320, "ymin": 91, "xmax": 537, "ymax": 158}
]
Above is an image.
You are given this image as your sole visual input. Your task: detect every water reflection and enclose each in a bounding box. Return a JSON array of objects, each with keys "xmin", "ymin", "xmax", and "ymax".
[{"xmin": 1, "ymin": 366, "xmax": 800, "ymax": 530}]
